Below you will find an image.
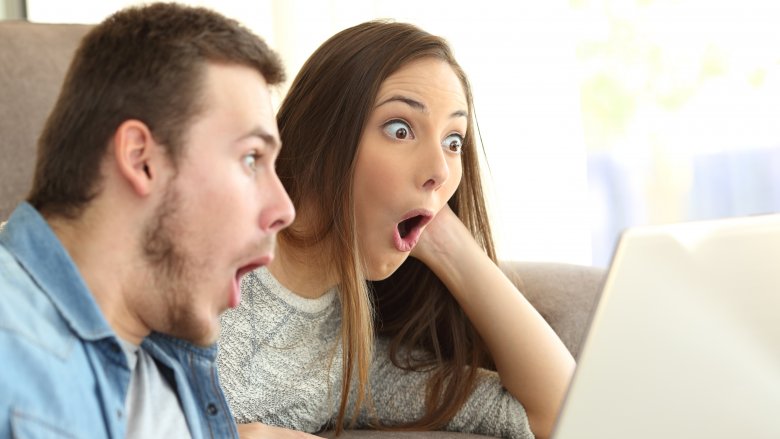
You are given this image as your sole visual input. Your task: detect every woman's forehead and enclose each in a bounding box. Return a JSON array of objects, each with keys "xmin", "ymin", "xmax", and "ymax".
[{"xmin": 374, "ymin": 59, "xmax": 467, "ymax": 111}]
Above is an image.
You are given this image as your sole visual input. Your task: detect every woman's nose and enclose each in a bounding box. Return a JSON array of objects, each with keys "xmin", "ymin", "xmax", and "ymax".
[{"xmin": 420, "ymin": 140, "xmax": 450, "ymax": 191}]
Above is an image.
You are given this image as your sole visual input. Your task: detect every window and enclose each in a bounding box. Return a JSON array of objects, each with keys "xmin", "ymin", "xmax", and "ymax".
[{"xmin": 23, "ymin": 0, "xmax": 780, "ymax": 266}]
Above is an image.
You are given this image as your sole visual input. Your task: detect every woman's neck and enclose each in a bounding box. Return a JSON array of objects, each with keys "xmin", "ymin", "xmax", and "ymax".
[{"xmin": 268, "ymin": 238, "xmax": 337, "ymax": 299}]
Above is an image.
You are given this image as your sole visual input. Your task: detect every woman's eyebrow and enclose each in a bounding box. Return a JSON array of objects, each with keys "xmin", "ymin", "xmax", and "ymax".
[
  {"xmin": 375, "ymin": 95, "xmax": 468, "ymax": 119},
  {"xmin": 376, "ymin": 95, "xmax": 427, "ymax": 112},
  {"xmin": 450, "ymin": 109, "xmax": 468, "ymax": 119}
]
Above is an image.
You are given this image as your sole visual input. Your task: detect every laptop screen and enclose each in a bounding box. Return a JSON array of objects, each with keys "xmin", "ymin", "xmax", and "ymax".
[{"xmin": 552, "ymin": 213, "xmax": 780, "ymax": 439}]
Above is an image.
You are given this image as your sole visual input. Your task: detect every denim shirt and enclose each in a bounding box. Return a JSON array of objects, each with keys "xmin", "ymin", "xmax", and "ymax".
[{"xmin": 0, "ymin": 203, "xmax": 239, "ymax": 439}]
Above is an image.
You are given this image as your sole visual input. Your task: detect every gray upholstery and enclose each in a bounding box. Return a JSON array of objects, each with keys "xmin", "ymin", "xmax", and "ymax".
[
  {"xmin": 0, "ymin": 21, "xmax": 91, "ymax": 219},
  {"xmin": 501, "ymin": 261, "xmax": 602, "ymax": 360},
  {"xmin": 0, "ymin": 20, "xmax": 605, "ymax": 438},
  {"xmin": 319, "ymin": 432, "xmax": 492, "ymax": 438}
]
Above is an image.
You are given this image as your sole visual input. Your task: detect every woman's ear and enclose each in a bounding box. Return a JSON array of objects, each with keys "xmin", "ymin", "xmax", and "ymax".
[{"xmin": 112, "ymin": 119, "xmax": 164, "ymax": 196}]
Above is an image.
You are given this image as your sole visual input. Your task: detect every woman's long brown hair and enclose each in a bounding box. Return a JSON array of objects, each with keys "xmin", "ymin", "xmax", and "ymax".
[{"xmin": 275, "ymin": 20, "xmax": 497, "ymax": 433}]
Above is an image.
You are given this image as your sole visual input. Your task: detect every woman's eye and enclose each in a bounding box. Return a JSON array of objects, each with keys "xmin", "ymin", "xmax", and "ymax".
[
  {"xmin": 382, "ymin": 120, "xmax": 415, "ymax": 140},
  {"xmin": 442, "ymin": 133, "xmax": 464, "ymax": 154}
]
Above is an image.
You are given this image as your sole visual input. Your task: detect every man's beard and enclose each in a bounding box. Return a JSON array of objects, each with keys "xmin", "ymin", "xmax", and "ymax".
[
  {"xmin": 143, "ymin": 188, "xmax": 187, "ymax": 285},
  {"xmin": 141, "ymin": 186, "xmax": 204, "ymax": 342}
]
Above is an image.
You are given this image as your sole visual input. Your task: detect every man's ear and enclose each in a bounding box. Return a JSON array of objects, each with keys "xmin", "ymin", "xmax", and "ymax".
[{"xmin": 112, "ymin": 120, "xmax": 165, "ymax": 196}]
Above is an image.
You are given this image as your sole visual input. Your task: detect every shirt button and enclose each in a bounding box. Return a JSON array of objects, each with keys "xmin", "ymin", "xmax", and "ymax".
[
  {"xmin": 206, "ymin": 403, "xmax": 218, "ymax": 416},
  {"xmin": 116, "ymin": 409, "xmax": 123, "ymax": 419}
]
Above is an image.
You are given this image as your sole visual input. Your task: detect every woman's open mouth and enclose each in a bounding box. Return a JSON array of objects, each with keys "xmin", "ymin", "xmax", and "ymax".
[{"xmin": 393, "ymin": 210, "xmax": 433, "ymax": 252}]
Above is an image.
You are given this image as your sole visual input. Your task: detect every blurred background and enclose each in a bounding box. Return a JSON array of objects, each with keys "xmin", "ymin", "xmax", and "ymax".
[{"xmin": 3, "ymin": 0, "xmax": 779, "ymax": 267}]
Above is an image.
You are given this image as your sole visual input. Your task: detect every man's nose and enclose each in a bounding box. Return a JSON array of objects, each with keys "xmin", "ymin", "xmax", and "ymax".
[{"xmin": 259, "ymin": 173, "xmax": 295, "ymax": 233}]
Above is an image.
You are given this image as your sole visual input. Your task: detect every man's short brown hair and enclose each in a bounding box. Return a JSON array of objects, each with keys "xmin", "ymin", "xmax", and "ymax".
[{"xmin": 28, "ymin": 3, "xmax": 285, "ymax": 218}]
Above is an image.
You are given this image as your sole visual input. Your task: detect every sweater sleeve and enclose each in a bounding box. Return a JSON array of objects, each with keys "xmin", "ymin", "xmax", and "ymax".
[{"xmin": 350, "ymin": 337, "xmax": 534, "ymax": 439}]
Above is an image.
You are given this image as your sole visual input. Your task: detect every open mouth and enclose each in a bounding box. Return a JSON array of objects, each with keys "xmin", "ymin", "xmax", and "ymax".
[
  {"xmin": 236, "ymin": 261, "xmax": 264, "ymax": 279},
  {"xmin": 393, "ymin": 210, "xmax": 433, "ymax": 252},
  {"xmin": 398, "ymin": 215, "xmax": 425, "ymax": 239},
  {"xmin": 230, "ymin": 257, "xmax": 271, "ymax": 308}
]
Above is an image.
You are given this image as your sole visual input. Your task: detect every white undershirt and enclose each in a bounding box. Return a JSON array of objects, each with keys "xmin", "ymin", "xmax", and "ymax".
[{"xmin": 117, "ymin": 338, "xmax": 192, "ymax": 439}]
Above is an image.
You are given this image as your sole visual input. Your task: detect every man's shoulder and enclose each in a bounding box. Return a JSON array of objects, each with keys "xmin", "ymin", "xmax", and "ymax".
[
  {"xmin": 0, "ymin": 329, "xmax": 108, "ymax": 439},
  {"xmin": 0, "ymin": 244, "xmax": 77, "ymax": 360},
  {"xmin": 0, "ymin": 249, "xmax": 106, "ymax": 437}
]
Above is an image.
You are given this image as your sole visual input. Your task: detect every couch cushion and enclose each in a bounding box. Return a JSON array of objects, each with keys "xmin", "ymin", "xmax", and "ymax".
[
  {"xmin": 0, "ymin": 21, "xmax": 91, "ymax": 219},
  {"xmin": 501, "ymin": 261, "xmax": 604, "ymax": 359}
]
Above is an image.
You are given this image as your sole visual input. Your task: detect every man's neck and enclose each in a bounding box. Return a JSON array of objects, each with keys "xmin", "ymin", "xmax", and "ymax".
[{"xmin": 48, "ymin": 210, "xmax": 151, "ymax": 345}]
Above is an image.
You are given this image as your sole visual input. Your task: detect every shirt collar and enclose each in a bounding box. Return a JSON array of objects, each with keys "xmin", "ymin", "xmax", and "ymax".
[{"xmin": 0, "ymin": 202, "xmax": 114, "ymax": 340}]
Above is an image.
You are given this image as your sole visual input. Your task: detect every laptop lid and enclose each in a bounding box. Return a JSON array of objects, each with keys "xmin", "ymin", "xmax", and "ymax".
[{"xmin": 552, "ymin": 213, "xmax": 780, "ymax": 439}]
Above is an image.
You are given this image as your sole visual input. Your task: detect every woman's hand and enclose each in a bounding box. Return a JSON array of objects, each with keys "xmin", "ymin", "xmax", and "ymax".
[
  {"xmin": 411, "ymin": 203, "xmax": 575, "ymax": 439},
  {"xmin": 410, "ymin": 203, "xmax": 473, "ymax": 268},
  {"xmin": 237, "ymin": 422, "xmax": 321, "ymax": 439}
]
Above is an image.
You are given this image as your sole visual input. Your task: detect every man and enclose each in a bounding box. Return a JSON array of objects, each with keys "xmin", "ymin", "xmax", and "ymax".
[{"xmin": 0, "ymin": 3, "xmax": 294, "ymax": 438}]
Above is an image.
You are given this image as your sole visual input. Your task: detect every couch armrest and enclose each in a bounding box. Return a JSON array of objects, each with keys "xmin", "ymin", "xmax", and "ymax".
[{"xmin": 500, "ymin": 261, "xmax": 605, "ymax": 359}]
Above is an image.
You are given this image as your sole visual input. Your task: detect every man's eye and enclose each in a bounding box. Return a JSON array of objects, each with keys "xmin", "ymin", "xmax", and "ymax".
[
  {"xmin": 242, "ymin": 152, "xmax": 259, "ymax": 170},
  {"xmin": 382, "ymin": 120, "xmax": 415, "ymax": 140},
  {"xmin": 442, "ymin": 133, "xmax": 464, "ymax": 154}
]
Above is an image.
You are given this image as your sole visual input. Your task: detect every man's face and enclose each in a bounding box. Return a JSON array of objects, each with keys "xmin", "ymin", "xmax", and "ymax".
[{"xmin": 141, "ymin": 63, "xmax": 294, "ymax": 346}]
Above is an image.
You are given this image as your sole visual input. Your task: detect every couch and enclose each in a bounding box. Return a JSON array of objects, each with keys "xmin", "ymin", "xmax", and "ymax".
[{"xmin": 0, "ymin": 20, "xmax": 605, "ymax": 438}]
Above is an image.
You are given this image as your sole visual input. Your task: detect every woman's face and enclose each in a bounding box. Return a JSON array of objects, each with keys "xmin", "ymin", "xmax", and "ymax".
[{"xmin": 353, "ymin": 57, "xmax": 467, "ymax": 280}]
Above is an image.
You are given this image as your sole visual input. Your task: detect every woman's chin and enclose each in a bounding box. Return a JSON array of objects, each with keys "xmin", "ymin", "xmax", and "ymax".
[{"xmin": 365, "ymin": 255, "xmax": 406, "ymax": 281}]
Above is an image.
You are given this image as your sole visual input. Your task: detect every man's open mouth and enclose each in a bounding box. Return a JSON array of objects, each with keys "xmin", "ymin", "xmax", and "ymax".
[{"xmin": 229, "ymin": 257, "xmax": 271, "ymax": 308}]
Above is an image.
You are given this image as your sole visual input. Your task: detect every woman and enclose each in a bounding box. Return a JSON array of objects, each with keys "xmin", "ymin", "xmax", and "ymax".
[{"xmin": 218, "ymin": 20, "xmax": 574, "ymax": 439}]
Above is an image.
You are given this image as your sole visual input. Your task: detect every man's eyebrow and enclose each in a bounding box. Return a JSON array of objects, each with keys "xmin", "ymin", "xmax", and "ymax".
[
  {"xmin": 375, "ymin": 95, "xmax": 468, "ymax": 119},
  {"xmin": 238, "ymin": 127, "xmax": 280, "ymax": 151}
]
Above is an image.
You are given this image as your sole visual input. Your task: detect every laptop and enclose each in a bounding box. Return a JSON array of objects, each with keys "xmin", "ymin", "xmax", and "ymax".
[{"xmin": 552, "ymin": 213, "xmax": 780, "ymax": 439}]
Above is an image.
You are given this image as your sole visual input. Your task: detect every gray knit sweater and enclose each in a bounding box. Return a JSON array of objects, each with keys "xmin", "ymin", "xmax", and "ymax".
[{"xmin": 217, "ymin": 267, "xmax": 533, "ymax": 438}]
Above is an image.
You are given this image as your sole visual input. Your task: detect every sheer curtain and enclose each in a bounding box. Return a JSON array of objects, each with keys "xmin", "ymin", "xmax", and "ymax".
[
  {"xmin": 24, "ymin": 0, "xmax": 593, "ymax": 265},
  {"xmin": 261, "ymin": 1, "xmax": 594, "ymax": 266},
  {"xmin": 576, "ymin": 0, "xmax": 780, "ymax": 265},
  {"xmin": 25, "ymin": 0, "xmax": 779, "ymax": 267}
]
